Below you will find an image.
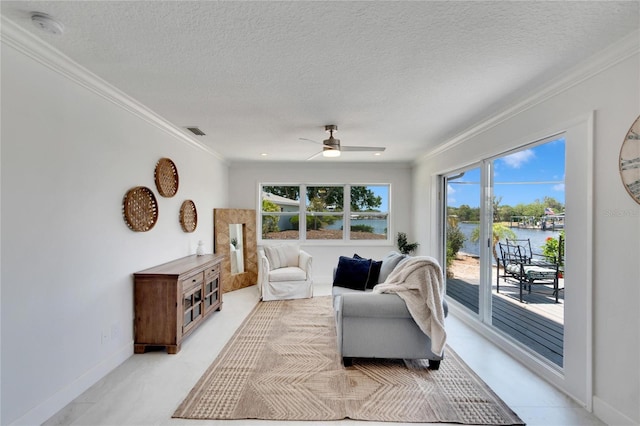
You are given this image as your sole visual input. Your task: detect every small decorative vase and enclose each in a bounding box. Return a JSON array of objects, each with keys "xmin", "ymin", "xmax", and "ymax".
[{"xmin": 196, "ymin": 240, "xmax": 205, "ymax": 256}]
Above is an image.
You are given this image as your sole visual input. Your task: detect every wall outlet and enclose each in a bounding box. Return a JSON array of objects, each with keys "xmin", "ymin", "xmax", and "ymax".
[
  {"xmin": 110, "ymin": 322, "xmax": 120, "ymax": 341},
  {"xmin": 101, "ymin": 329, "xmax": 109, "ymax": 345}
]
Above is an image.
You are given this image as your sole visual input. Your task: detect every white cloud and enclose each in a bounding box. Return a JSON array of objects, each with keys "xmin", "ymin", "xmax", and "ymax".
[
  {"xmin": 553, "ymin": 183, "xmax": 565, "ymax": 192},
  {"xmin": 447, "ymin": 184, "xmax": 456, "ymax": 194},
  {"xmin": 501, "ymin": 149, "xmax": 535, "ymax": 168}
]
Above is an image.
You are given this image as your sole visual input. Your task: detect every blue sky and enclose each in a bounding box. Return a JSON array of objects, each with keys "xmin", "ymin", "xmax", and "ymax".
[
  {"xmin": 447, "ymin": 138, "xmax": 565, "ymax": 208},
  {"xmin": 369, "ymin": 185, "xmax": 389, "ymax": 211}
]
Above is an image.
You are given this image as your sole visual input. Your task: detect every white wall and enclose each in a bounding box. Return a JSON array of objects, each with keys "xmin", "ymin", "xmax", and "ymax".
[
  {"xmin": 228, "ymin": 162, "xmax": 413, "ymax": 281},
  {"xmin": 413, "ymin": 38, "xmax": 640, "ymax": 424},
  {"xmin": 0, "ymin": 35, "xmax": 228, "ymax": 424}
]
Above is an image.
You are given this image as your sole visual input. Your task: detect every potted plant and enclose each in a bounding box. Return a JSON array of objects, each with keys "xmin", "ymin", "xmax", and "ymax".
[
  {"xmin": 542, "ymin": 232, "xmax": 565, "ymax": 277},
  {"xmin": 397, "ymin": 232, "xmax": 419, "ymax": 255}
]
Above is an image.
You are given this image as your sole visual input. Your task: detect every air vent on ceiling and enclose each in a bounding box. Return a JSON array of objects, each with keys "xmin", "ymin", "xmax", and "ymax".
[{"xmin": 186, "ymin": 127, "xmax": 206, "ymax": 136}]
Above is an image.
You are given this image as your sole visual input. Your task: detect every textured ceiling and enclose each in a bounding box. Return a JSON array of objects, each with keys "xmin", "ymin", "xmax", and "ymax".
[{"xmin": 1, "ymin": 1, "xmax": 638, "ymax": 163}]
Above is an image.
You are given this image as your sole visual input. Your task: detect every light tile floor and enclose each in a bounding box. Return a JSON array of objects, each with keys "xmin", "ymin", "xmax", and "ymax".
[{"xmin": 44, "ymin": 282, "xmax": 604, "ymax": 426}]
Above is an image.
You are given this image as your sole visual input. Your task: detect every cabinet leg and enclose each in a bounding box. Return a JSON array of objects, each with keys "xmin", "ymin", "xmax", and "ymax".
[
  {"xmin": 167, "ymin": 344, "xmax": 181, "ymax": 354},
  {"xmin": 134, "ymin": 344, "xmax": 146, "ymax": 354}
]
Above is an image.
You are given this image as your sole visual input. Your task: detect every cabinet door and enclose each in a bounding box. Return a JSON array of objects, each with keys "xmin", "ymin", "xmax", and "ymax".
[
  {"xmin": 203, "ymin": 274, "xmax": 220, "ymax": 313},
  {"xmin": 182, "ymin": 283, "xmax": 203, "ymax": 334}
]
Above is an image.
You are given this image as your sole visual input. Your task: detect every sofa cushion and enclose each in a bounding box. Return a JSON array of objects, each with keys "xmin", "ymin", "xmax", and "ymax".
[
  {"xmin": 264, "ymin": 244, "xmax": 299, "ymax": 269},
  {"xmin": 333, "ymin": 256, "xmax": 371, "ymax": 290},
  {"xmin": 378, "ymin": 251, "xmax": 408, "ymax": 283},
  {"xmin": 353, "ymin": 253, "xmax": 382, "ymax": 289},
  {"xmin": 332, "ymin": 285, "xmax": 372, "ymax": 298},
  {"xmin": 269, "ymin": 266, "xmax": 306, "ymax": 282},
  {"xmin": 340, "ymin": 292, "xmax": 413, "ymax": 318}
]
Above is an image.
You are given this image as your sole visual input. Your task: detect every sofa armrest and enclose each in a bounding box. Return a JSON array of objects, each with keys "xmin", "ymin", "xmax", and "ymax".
[
  {"xmin": 299, "ymin": 249, "xmax": 312, "ymax": 278},
  {"xmin": 258, "ymin": 251, "xmax": 271, "ymax": 294}
]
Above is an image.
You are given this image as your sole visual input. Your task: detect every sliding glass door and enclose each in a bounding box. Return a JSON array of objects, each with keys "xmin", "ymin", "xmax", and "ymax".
[{"xmin": 442, "ymin": 137, "xmax": 566, "ymax": 367}]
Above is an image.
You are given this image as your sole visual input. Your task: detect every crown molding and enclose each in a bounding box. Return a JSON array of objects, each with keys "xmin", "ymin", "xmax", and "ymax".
[
  {"xmin": 418, "ymin": 29, "xmax": 640, "ymax": 163},
  {"xmin": 0, "ymin": 16, "xmax": 225, "ymax": 162}
]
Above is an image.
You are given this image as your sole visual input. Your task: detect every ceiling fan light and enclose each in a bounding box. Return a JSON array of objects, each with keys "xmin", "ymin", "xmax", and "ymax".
[{"xmin": 323, "ymin": 147, "xmax": 341, "ymax": 157}]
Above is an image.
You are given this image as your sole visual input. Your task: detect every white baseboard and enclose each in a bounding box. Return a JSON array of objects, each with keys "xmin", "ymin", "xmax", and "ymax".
[
  {"xmin": 10, "ymin": 342, "xmax": 132, "ymax": 426},
  {"xmin": 593, "ymin": 396, "xmax": 638, "ymax": 426}
]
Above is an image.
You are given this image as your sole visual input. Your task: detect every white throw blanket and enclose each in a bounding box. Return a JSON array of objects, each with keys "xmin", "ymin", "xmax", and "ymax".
[{"xmin": 373, "ymin": 256, "xmax": 447, "ymax": 356}]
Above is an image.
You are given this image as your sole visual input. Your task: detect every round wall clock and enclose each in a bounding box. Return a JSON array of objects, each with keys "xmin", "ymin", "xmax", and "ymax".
[{"xmin": 619, "ymin": 114, "xmax": 640, "ymax": 205}]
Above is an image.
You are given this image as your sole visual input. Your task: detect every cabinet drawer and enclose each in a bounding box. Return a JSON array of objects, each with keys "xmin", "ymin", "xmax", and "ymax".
[
  {"xmin": 181, "ymin": 272, "xmax": 204, "ymax": 292},
  {"xmin": 204, "ymin": 264, "xmax": 220, "ymax": 280}
]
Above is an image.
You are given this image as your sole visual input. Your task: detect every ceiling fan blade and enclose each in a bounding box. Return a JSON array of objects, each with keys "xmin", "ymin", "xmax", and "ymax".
[
  {"xmin": 341, "ymin": 146, "xmax": 386, "ymax": 152},
  {"xmin": 299, "ymin": 137, "xmax": 322, "ymax": 145},
  {"xmin": 305, "ymin": 151, "xmax": 323, "ymax": 161}
]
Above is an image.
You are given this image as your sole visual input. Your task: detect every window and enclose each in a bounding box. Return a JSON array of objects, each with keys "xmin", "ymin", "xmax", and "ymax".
[
  {"xmin": 260, "ymin": 184, "xmax": 389, "ymax": 242},
  {"xmin": 261, "ymin": 186, "xmax": 300, "ymax": 239},
  {"xmin": 349, "ymin": 185, "xmax": 388, "ymax": 240},
  {"xmin": 306, "ymin": 186, "xmax": 344, "ymax": 240}
]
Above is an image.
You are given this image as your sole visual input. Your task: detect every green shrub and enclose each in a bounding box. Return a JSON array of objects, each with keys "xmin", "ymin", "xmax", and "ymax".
[
  {"xmin": 351, "ymin": 224, "xmax": 374, "ymax": 233},
  {"xmin": 262, "ymin": 199, "xmax": 280, "ymax": 234},
  {"xmin": 289, "ymin": 215, "xmax": 300, "ymax": 230},
  {"xmin": 446, "ymin": 223, "xmax": 466, "ymax": 269}
]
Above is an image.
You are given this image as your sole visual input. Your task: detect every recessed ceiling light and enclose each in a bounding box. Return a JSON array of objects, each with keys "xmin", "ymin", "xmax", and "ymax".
[
  {"xmin": 260, "ymin": 153, "xmax": 268, "ymax": 157},
  {"xmin": 31, "ymin": 12, "xmax": 64, "ymax": 35},
  {"xmin": 374, "ymin": 152, "xmax": 382, "ymax": 156}
]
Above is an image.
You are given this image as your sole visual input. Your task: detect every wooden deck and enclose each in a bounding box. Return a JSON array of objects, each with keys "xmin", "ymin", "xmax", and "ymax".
[{"xmin": 446, "ymin": 277, "xmax": 564, "ymax": 367}]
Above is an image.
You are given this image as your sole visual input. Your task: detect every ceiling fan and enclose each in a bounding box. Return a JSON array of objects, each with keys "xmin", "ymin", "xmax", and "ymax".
[{"xmin": 301, "ymin": 125, "xmax": 386, "ymax": 160}]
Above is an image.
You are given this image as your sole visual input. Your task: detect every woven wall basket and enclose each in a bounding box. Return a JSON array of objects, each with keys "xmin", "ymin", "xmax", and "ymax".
[
  {"xmin": 155, "ymin": 157, "xmax": 179, "ymax": 197},
  {"xmin": 180, "ymin": 200, "xmax": 198, "ymax": 232},
  {"xmin": 123, "ymin": 186, "xmax": 158, "ymax": 232}
]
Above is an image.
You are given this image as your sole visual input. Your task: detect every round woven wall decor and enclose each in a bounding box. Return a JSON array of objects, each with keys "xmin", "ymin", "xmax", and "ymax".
[
  {"xmin": 180, "ymin": 199, "xmax": 198, "ymax": 232},
  {"xmin": 122, "ymin": 186, "xmax": 158, "ymax": 232},
  {"xmin": 154, "ymin": 157, "xmax": 179, "ymax": 197}
]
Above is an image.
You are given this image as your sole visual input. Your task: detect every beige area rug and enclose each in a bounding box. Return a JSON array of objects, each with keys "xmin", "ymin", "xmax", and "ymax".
[{"xmin": 173, "ymin": 296, "xmax": 524, "ymax": 424}]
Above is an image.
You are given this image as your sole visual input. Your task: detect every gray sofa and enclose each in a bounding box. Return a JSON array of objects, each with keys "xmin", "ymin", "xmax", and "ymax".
[{"xmin": 332, "ymin": 251, "xmax": 448, "ymax": 369}]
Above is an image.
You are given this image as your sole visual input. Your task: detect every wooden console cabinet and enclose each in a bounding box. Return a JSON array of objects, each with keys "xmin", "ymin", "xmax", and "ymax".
[{"xmin": 133, "ymin": 254, "xmax": 224, "ymax": 354}]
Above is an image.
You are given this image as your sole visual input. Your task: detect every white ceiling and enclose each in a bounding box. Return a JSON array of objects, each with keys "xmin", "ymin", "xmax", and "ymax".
[{"xmin": 2, "ymin": 1, "xmax": 638, "ymax": 163}]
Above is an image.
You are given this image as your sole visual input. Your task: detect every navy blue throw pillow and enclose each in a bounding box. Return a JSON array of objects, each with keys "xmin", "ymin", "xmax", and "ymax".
[
  {"xmin": 354, "ymin": 253, "xmax": 382, "ymax": 289},
  {"xmin": 333, "ymin": 256, "xmax": 371, "ymax": 290}
]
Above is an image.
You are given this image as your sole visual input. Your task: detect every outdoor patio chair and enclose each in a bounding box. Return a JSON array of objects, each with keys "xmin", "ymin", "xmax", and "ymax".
[{"xmin": 496, "ymin": 239, "xmax": 560, "ymax": 303}]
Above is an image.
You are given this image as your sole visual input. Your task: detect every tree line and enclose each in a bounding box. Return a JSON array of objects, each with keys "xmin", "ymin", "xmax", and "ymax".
[
  {"xmin": 262, "ymin": 186, "xmax": 382, "ymax": 212},
  {"xmin": 448, "ymin": 196, "xmax": 564, "ymax": 223}
]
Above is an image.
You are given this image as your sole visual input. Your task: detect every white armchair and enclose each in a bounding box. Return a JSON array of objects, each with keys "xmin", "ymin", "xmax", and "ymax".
[{"xmin": 258, "ymin": 244, "xmax": 313, "ymax": 301}]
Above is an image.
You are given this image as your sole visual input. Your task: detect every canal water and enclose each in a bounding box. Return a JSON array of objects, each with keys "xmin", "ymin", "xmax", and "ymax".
[{"xmin": 457, "ymin": 222, "xmax": 562, "ymax": 257}]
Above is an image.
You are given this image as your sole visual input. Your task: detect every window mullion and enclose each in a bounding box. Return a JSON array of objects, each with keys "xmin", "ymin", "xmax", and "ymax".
[
  {"xmin": 344, "ymin": 184, "xmax": 351, "ymax": 241},
  {"xmin": 300, "ymin": 184, "xmax": 307, "ymax": 243}
]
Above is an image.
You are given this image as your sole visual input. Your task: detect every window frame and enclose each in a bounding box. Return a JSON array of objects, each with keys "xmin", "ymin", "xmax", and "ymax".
[{"xmin": 259, "ymin": 183, "xmax": 391, "ymax": 245}]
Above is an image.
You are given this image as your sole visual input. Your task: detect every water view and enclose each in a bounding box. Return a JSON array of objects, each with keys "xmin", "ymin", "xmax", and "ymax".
[
  {"xmin": 325, "ymin": 218, "xmax": 387, "ymax": 234},
  {"xmin": 457, "ymin": 222, "xmax": 562, "ymax": 260}
]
